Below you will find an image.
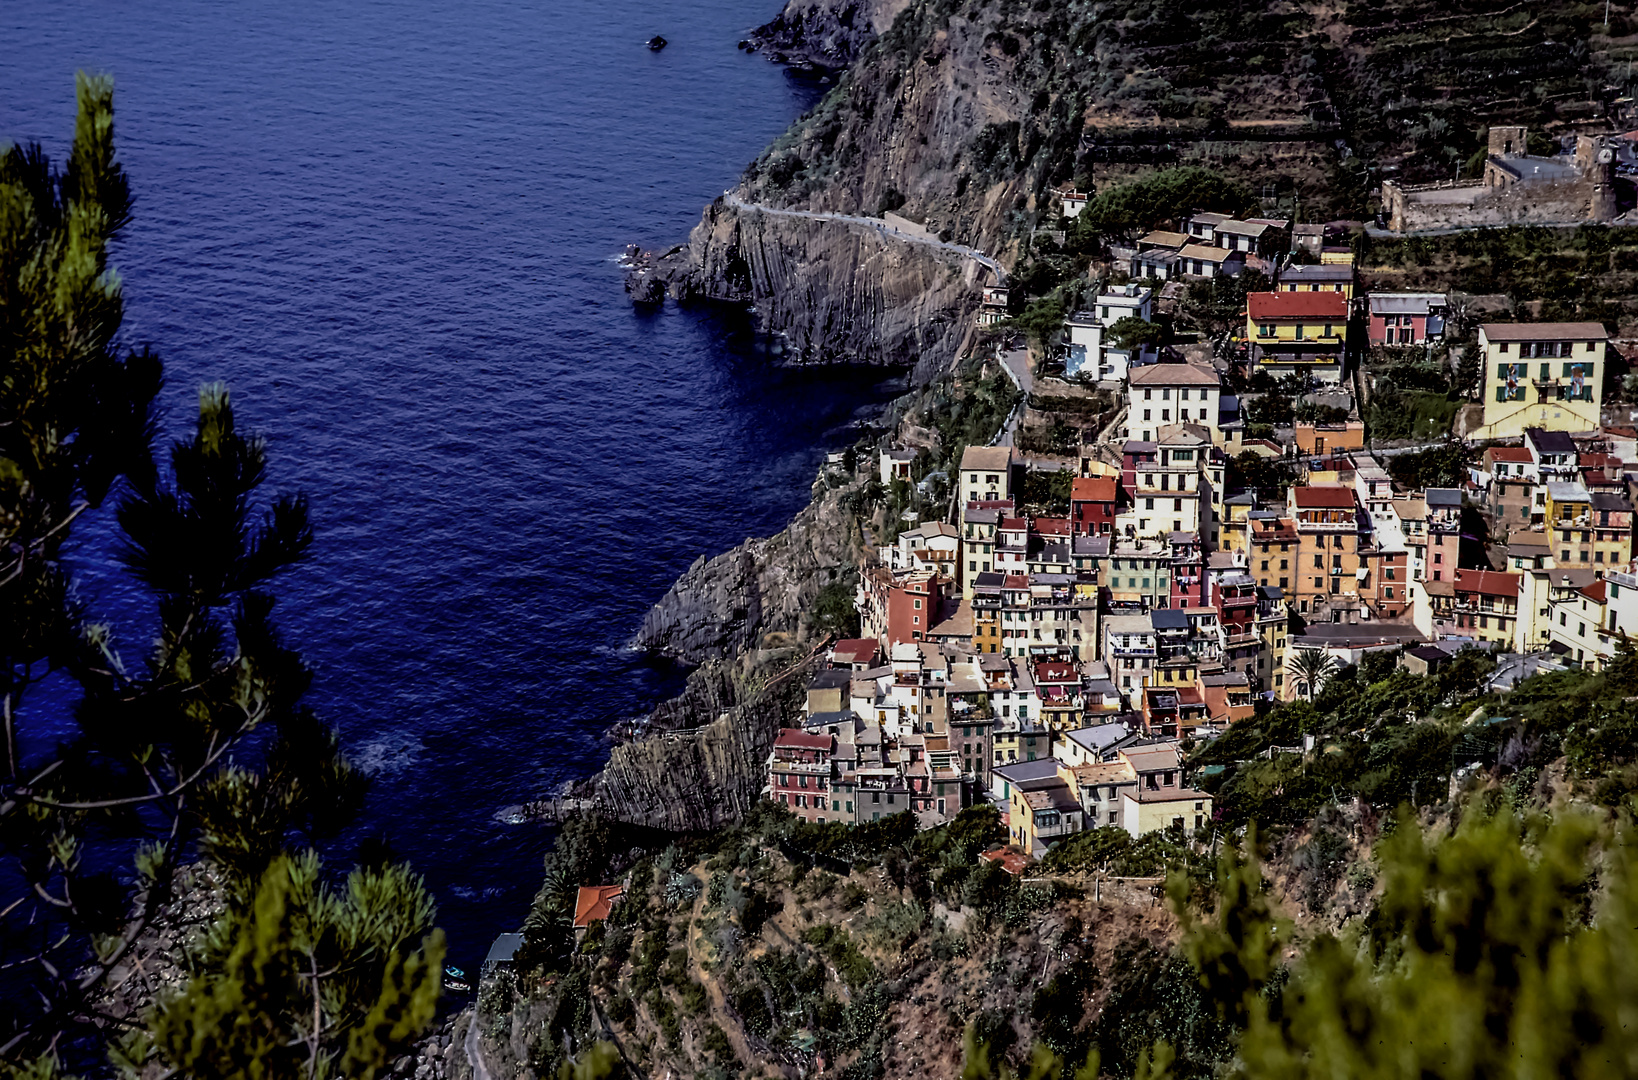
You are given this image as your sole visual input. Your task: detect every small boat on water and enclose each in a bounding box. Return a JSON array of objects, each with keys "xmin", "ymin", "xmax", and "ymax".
[
  {"xmin": 647, "ymin": 35, "xmax": 667, "ymax": 50},
  {"xmin": 445, "ymin": 965, "xmax": 466, "ymax": 979},
  {"xmin": 445, "ymin": 979, "xmax": 472, "ymax": 993}
]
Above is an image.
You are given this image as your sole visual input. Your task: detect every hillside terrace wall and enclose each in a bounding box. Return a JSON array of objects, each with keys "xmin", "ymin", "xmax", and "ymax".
[{"xmin": 1383, "ymin": 176, "xmax": 1598, "ymax": 233}]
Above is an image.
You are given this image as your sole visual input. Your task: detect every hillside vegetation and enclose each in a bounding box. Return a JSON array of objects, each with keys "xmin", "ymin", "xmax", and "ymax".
[
  {"xmin": 476, "ymin": 644, "xmax": 1638, "ymax": 1080},
  {"xmin": 740, "ymin": 0, "xmax": 1638, "ymax": 244}
]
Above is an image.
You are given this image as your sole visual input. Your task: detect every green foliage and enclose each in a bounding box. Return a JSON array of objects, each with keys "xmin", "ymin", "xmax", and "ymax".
[
  {"xmin": 1286, "ymin": 649, "xmax": 1339, "ymax": 701},
  {"xmin": 1107, "ymin": 315, "xmax": 1164, "ymax": 353},
  {"xmin": 1019, "ymin": 468, "xmax": 1074, "ymax": 514},
  {"xmin": 1, "ymin": 80, "xmax": 439, "ymax": 1069},
  {"xmin": 1365, "ymin": 386, "xmax": 1459, "ymax": 443},
  {"xmin": 814, "ymin": 573, "xmax": 863, "ymax": 638},
  {"xmin": 1225, "ymin": 451, "xmax": 1296, "ymax": 500},
  {"xmin": 1190, "ymin": 809, "xmax": 1638, "ymax": 1079},
  {"xmin": 1384, "ymin": 442, "xmax": 1470, "ymax": 490},
  {"xmin": 1073, "ymin": 168, "xmax": 1254, "ymax": 241},
  {"xmin": 137, "ymin": 853, "xmax": 442, "ymax": 1079}
]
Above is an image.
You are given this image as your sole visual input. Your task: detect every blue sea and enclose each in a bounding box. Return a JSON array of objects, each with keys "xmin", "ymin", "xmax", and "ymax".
[{"xmin": 2, "ymin": 0, "xmax": 893, "ymax": 974}]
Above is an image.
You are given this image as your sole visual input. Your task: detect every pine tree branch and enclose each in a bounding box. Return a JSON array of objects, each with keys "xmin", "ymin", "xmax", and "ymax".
[{"xmin": 15, "ymin": 713, "xmax": 256, "ymax": 811}]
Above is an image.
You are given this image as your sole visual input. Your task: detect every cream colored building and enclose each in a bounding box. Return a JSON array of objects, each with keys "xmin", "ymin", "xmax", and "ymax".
[{"xmin": 1478, "ymin": 322, "xmax": 1607, "ymax": 438}]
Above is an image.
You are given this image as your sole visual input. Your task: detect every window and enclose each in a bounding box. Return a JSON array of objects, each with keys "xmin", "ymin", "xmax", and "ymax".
[
  {"xmin": 1295, "ymin": 324, "xmax": 1305, "ymax": 340},
  {"xmin": 1258, "ymin": 322, "xmax": 1274, "ymax": 336}
]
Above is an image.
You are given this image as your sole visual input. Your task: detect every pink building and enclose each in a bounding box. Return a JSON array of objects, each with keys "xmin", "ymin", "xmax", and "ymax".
[{"xmin": 1367, "ymin": 292, "xmax": 1447, "ymax": 346}]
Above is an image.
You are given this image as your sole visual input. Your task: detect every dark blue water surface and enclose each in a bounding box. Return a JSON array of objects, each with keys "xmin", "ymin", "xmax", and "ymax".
[{"xmin": 3, "ymin": 0, "xmax": 892, "ymax": 972}]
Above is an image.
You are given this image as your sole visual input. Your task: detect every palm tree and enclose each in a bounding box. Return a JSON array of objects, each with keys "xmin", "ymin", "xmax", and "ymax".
[{"xmin": 1287, "ymin": 648, "xmax": 1340, "ymax": 701}]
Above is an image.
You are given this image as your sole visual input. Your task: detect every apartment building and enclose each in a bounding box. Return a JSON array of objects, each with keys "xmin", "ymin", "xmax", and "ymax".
[{"xmin": 1478, "ymin": 322, "xmax": 1607, "ymax": 438}]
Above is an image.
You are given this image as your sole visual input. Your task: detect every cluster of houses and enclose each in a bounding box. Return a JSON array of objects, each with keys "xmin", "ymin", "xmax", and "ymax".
[{"xmin": 761, "ymin": 193, "xmax": 1638, "ymax": 864}]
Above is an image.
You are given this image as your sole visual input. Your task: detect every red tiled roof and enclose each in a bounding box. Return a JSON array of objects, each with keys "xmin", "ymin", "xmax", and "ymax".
[
  {"xmin": 775, "ymin": 728, "xmax": 833, "ymax": 750},
  {"xmin": 1292, "ymin": 485, "xmax": 1357, "ymax": 509},
  {"xmin": 1247, "ymin": 291, "xmax": 1348, "ymax": 320},
  {"xmin": 1454, "ymin": 569, "xmax": 1521, "ymax": 598},
  {"xmin": 573, "ymin": 885, "xmax": 625, "ymax": 929},
  {"xmin": 832, "ymin": 638, "xmax": 879, "ymax": 664},
  {"xmin": 1487, "ymin": 447, "xmax": 1533, "ymax": 463},
  {"xmin": 1035, "ymin": 517, "xmax": 1071, "ymax": 536},
  {"xmin": 1072, "ymin": 477, "xmax": 1118, "ymax": 502},
  {"xmin": 1581, "ymin": 579, "xmax": 1608, "ymax": 603},
  {"xmin": 1003, "ymin": 573, "xmax": 1031, "ymax": 588},
  {"xmin": 1001, "ymin": 517, "xmax": 1028, "ymax": 531},
  {"xmin": 979, "ymin": 846, "xmax": 1031, "ymax": 875}
]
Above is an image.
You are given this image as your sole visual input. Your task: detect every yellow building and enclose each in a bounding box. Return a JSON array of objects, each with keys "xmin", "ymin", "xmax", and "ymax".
[
  {"xmin": 1277, "ymin": 263, "xmax": 1354, "ymax": 299},
  {"xmin": 1543, "ymin": 483, "xmax": 1635, "ymax": 568},
  {"xmin": 1247, "ymin": 291, "xmax": 1349, "ymax": 385},
  {"xmin": 1478, "ymin": 322, "xmax": 1606, "ymax": 438}
]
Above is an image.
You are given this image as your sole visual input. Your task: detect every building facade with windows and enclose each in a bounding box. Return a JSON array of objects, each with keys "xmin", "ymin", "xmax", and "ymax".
[{"xmin": 1478, "ymin": 322, "xmax": 1607, "ymax": 438}]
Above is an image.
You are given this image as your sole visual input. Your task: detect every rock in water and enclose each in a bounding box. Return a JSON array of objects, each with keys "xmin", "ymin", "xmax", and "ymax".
[
  {"xmin": 646, "ymin": 35, "xmax": 667, "ymax": 50},
  {"xmin": 626, "ymin": 271, "xmax": 664, "ymax": 305}
]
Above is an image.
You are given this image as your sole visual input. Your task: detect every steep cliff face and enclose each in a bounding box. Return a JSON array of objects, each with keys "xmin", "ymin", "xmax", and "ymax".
[
  {"xmin": 580, "ymin": 476, "xmax": 864, "ymax": 831},
  {"xmin": 748, "ymin": 0, "xmax": 912, "ymax": 69},
  {"xmin": 634, "ymin": 474, "xmax": 862, "ymax": 665},
  {"xmin": 656, "ymin": 201, "xmax": 979, "ymax": 376},
  {"xmin": 590, "ymin": 660, "xmax": 812, "ymax": 831}
]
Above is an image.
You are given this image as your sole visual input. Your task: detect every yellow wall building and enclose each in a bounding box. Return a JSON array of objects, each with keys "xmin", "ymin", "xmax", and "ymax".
[{"xmin": 1479, "ymin": 322, "xmax": 1607, "ymax": 438}]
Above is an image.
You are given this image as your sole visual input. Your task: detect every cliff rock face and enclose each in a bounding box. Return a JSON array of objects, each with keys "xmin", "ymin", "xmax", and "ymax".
[
  {"xmin": 635, "ymin": 476, "xmax": 862, "ymax": 665},
  {"xmin": 584, "ymin": 479, "xmax": 864, "ymax": 832},
  {"xmin": 657, "ymin": 200, "xmax": 978, "ymax": 377},
  {"xmin": 591, "ymin": 660, "xmax": 811, "ymax": 831},
  {"xmin": 749, "ymin": 0, "xmax": 912, "ymax": 69}
]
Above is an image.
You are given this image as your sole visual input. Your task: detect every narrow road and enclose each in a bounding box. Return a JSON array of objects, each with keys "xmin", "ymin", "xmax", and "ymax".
[{"xmin": 723, "ymin": 194, "xmax": 1007, "ymax": 284}]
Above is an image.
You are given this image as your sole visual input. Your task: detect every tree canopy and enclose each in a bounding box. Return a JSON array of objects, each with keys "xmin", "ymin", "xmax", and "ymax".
[{"xmin": 1, "ymin": 76, "xmax": 441, "ymax": 1077}]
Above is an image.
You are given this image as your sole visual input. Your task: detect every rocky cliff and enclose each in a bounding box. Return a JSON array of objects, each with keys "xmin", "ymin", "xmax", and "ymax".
[
  {"xmin": 747, "ymin": 0, "xmax": 912, "ymax": 69},
  {"xmin": 589, "ymin": 657, "xmax": 814, "ymax": 831},
  {"xmin": 573, "ymin": 475, "xmax": 863, "ymax": 830},
  {"xmin": 634, "ymin": 473, "xmax": 863, "ymax": 664}
]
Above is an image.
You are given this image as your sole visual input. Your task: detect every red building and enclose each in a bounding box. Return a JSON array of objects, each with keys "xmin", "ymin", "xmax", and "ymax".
[
  {"xmin": 1071, "ymin": 476, "xmax": 1118, "ymax": 536},
  {"xmin": 1366, "ymin": 292, "xmax": 1446, "ymax": 347},
  {"xmin": 886, "ymin": 571, "xmax": 942, "ymax": 645},
  {"xmin": 769, "ymin": 728, "xmax": 839, "ymax": 823},
  {"xmin": 1120, "ymin": 440, "xmax": 1160, "ymax": 504}
]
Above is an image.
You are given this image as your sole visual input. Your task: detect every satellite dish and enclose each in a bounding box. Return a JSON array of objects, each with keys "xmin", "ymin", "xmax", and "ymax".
[{"xmin": 1600, "ymin": 147, "xmax": 1615, "ymax": 164}]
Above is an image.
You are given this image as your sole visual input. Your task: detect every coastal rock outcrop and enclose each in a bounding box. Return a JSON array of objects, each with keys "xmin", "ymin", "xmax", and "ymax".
[
  {"xmin": 634, "ymin": 473, "xmax": 863, "ymax": 664},
  {"xmin": 747, "ymin": 0, "xmax": 911, "ymax": 70},
  {"xmin": 590, "ymin": 657, "xmax": 813, "ymax": 830},
  {"xmin": 655, "ymin": 200, "xmax": 979, "ymax": 379}
]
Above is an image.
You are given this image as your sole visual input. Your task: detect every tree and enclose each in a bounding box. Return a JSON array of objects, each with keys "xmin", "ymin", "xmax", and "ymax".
[
  {"xmin": 1108, "ymin": 315, "xmax": 1164, "ymax": 353},
  {"xmin": 1286, "ymin": 649, "xmax": 1339, "ymax": 701},
  {"xmin": 1, "ymin": 77, "xmax": 440, "ymax": 1074},
  {"xmin": 1179, "ymin": 809, "xmax": 1638, "ymax": 1079}
]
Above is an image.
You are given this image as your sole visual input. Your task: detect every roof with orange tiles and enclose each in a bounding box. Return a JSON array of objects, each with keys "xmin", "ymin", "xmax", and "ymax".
[
  {"xmin": 775, "ymin": 728, "xmax": 834, "ymax": 750},
  {"xmin": 1292, "ymin": 485, "xmax": 1358, "ymax": 509},
  {"xmin": 979, "ymin": 846, "xmax": 1031, "ymax": 875},
  {"xmin": 1486, "ymin": 447, "xmax": 1533, "ymax": 463},
  {"xmin": 1072, "ymin": 476, "xmax": 1119, "ymax": 502},
  {"xmin": 573, "ymin": 885, "xmax": 625, "ymax": 929}
]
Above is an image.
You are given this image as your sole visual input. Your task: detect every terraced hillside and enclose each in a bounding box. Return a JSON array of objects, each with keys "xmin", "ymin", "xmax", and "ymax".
[{"xmin": 739, "ymin": 0, "xmax": 1638, "ymax": 239}]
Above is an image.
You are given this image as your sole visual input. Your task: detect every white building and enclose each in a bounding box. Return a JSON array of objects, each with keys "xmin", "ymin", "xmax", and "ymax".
[{"xmin": 1127, "ymin": 363, "xmax": 1222, "ymax": 443}]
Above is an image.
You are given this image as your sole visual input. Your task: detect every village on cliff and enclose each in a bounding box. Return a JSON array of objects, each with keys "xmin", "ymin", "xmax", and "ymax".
[{"xmin": 759, "ymin": 128, "xmax": 1638, "ymax": 869}]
